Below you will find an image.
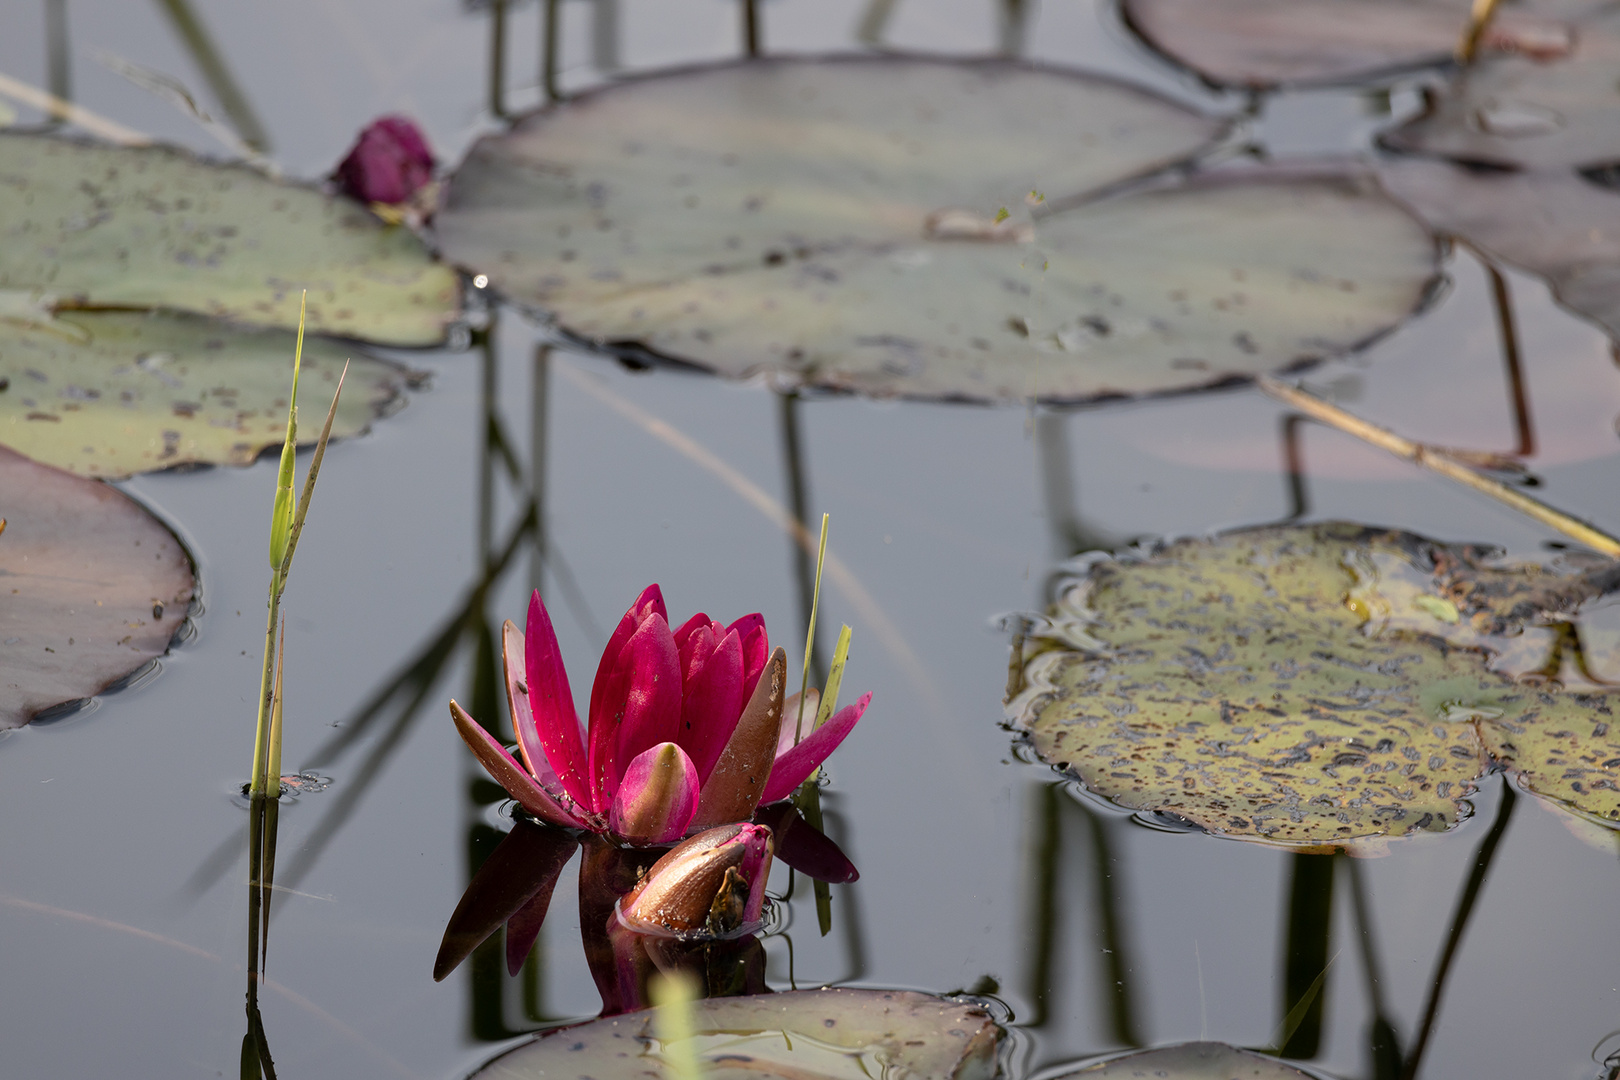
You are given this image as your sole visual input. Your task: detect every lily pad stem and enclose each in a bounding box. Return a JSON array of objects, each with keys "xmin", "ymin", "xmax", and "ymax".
[
  {"xmin": 1258, "ymin": 376, "xmax": 1620, "ymax": 557},
  {"xmin": 1456, "ymin": 0, "xmax": 1503, "ymax": 64}
]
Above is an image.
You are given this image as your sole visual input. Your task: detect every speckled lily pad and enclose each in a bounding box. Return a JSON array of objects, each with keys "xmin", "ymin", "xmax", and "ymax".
[
  {"xmin": 436, "ymin": 57, "xmax": 1438, "ymax": 402},
  {"xmin": 0, "ymin": 444, "xmax": 194, "ymax": 727},
  {"xmin": 468, "ymin": 988, "xmax": 1001, "ymax": 1080},
  {"xmin": 1008, "ymin": 522, "xmax": 1620, "ymax": 846},
  {"xmin": 0, "ymin": 132, "xmax": 460, "ymax": 346},
  {"xmin": 0, "ymin": 307, "xmax": 415, "ymax": 479}
]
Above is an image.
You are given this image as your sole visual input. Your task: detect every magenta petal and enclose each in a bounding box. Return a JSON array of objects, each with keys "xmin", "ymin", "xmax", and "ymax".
[
  {"xmin": 587, "ymin": 584, "xmax": 668, "ymax": 774},
  {"xmin": 737, "ymin": 623, "xmax": 769, "ymax": 701},
  {"xmin": 678, "ymin": 622, "xmax": 716, "ymax": 687},
  {"xmin": 734, "ymin": 822, "xmax": 774, "ymax": 925},
  {"xmin": 524, "ymin": 592, "xmax": 592, "ymax": 808},
  {"xmin": 449, "ymin": 701, "xmax": 588, "ymax": 830},
  {"xmin": 609, "ymin": 743, "xmax": 700, "ymax": 845},
  {"xmin": 602, "ymin": 616, "xmax": 683, "ymax": 792},
  {"xmin": 672, "ymin": 612, "xmax": 711, "ymax": 657},
  {"xmin": 433, "ymin": 821, "xmax": 577, "ymax": 982},
  {"xmin": 759, "ymin": 693, "xmax": 871, "ymax": 804},
  {"xmin": 502, "ymin": 620, "xmax": 546, "ymax": 779},
  {"xmin": 681, "ymin": 629, "xmax": 745, "ymax": 784}
]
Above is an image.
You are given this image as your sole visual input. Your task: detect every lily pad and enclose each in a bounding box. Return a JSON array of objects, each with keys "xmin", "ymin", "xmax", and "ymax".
[
  {"xmin": 1384, "ymin": 10, "xmax": 1620, "ymax": 169},
  {"xmin": 469, "ymin": 988, "xmax": 1001, "ymax": 1080},
  {"xmin": 1123, "ymin": 0, "xmax": 1575, "ymax": 90},
  {"xmin": 1008, "ymin": 522, "xmax": 1620, "ymax": 846},
  {"xmin": 0, "ymin": 307, "xmax": 416, "ymax": 479},
  {"xmin": 1380, "ymin": 155, "xmax": 1620, "ymax": 341},
  {"xmin": 437, "ymin": 56, "xmax": 1436, "ymax": 401},
  {"xmin": 0, "ymin": 444, "xmax": 194, "ymax": 728},
  {"xmin": 1056, "ymin": 1042, "xmax": 1318, "ymax": 1079},
  {"xmin": 0, "ymin": 132, "xmax": 460, "ymax": 346}
]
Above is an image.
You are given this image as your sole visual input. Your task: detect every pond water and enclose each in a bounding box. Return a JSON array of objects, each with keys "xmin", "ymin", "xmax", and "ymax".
[{"xmin": 3, "ymin": 2, "xmax": 1620, "ymax": 1079}]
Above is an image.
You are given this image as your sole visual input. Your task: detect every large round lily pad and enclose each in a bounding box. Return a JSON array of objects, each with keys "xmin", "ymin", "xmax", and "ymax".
[
  {"xmin": 1056, "ymin": 1042, "xmax": 1317, "ymax": 1079},
  {"xmin": 469, "ymin": 989, "xmax": 1001, "ymax": 1080},
  {"xmin": 1380, "ymin": 155, "xmax": 1620, "ymax": 341},
  {"xmin": 1123, "ymin": 0, "xmax": 1575, "ymax": 89},
  {"xmin": 0, "ymin": 444, "xmax": 194, "ymax": 727},
  {"xmin": 1008, "ymin": 523, "xmax": 1620, "ymax": 846},
  {"xmin": 437, "ymin": 57, "xmax": 1436, "ymax": 401},
  {"xmin": 0, "ymin": 306, "xmax": 416, "ymax": 479},
  {"xmin": 0, "ymin": 132, "xmax": 460, "ymax": 346},
  {"xmin": 1384, "ymin": 10, "xmax": 1620, "ymax": 169}
]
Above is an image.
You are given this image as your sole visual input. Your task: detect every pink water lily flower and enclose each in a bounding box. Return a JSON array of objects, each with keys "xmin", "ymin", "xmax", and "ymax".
[{"xmin": 449, "ymin": 584, "xmax": 870, "ymax": 846}]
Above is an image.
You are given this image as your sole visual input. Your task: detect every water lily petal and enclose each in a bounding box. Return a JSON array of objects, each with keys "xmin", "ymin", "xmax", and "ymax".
[
  {"xmin": 432, "ymin": 820, "xmax": 577, "ymax": 982},
  {"xmin": 732, "ymin": 617, "xmax": 769, "ymax": 699},
  {"xmin": 502, "ymin": 619, "xmax": 549, "ymax": 779},
  {"xmin": 609, "ymin": 742, "xmax": 700, "ymax": 845},
  {"xmin": 777, "ymin": 688, "xmax": 820, "ymax": 760},
  {"xmin": 449, "ymin": 700, "xmax": 587, "ymax": 830},
  {"xmin": 523, "ymin": 591, "xmax": 593, "ymax": 808},
  {"xmin": 589, "ymin": 586, "xmax": 664, "ymax": 738},
  {"xmin": 682, "ymin": 628, "xmax": 746, "ymax": 784},
  {"xmin": 689, "ymin": 648, "xmax": 787, "ymax": 831},
  {"xmin": 591, "ymin": 613, "xmax": 682, "ymax": 803},
  {"xmin": 759, "ymin": 693, "xmax": 872, "ymax": 805},
  {"xmin": 753, "ymin": 801, "xmax": 859, "ymax": 884},
  {"xmin": 734, "ymin": 823, "xmax": 774, "ymax": 925},
  {"xmin": 672, "ymin": 611, "xmax": 713, "ymax": 658}
]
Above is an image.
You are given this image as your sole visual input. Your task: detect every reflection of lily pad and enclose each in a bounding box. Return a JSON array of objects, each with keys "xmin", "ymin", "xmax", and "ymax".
[
  {"xmin": 1057, "ymin": 1042, "xmax": 1317, "ymax": 1079},
  {"xmin": 1384, "ymin": 11, "xmax": 1620, "ymax": 168},
  {"xmin": 470, "ymin": 988, "xmax": 1001, "ymax": 1080},
  {"xmin": 1380, "ymin": 156, "xmax": 1620, "ymax": 341},
  {"xmin": 0, "ymin": 445, "xmax": 194, "ymax": 728},
  {"xmin": 1008, "ymin": 523, "xmax": 1620, "ymax": 846},
  {"xmin": 0, "ymin": 309, "xmax": 416, "ymax": 479},
  {"xmin": 437, "ymin": 58, "xmax": 1435, "ymax": 401},
  {"xmin": 0, "ymin": 133, "xmax": 460, "ymax": 346},
  {"xmin": 1123, "ymin": 0, "xmax": 1573, "ymax": 89}
]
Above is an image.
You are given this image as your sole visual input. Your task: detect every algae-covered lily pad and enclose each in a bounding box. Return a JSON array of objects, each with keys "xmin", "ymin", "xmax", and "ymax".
[
  {"xmin": 469, "ymin": 988, "xmax": 1001, "ymax": 1080},
  {"xmin": 0, "ymin": 307, "xmax": 415, "ymax": 479},
  {"xmin": 1008, "ymin": 522, "xmax": 1620, "ymax": 846},
  {"xmin": 1380, "ymin": 156, "xmax": 1620, "ymax": 341},
  {"xmin": 0, "ymin": 445, "xmax": 194, "ymax": 727},
  {"xmin": 1123, "ymin": 0, "xmax": 1573, "ymax": 89},
  {"xmin": 1057, "ymin": 1042, "xmax": 1318, "ymax": 1079},
  {"xmin": 1384, "ymin": 10, "xmax": 1620, "ymax": 169},
  {"xmin": 0, "ymin": 132, "xmax": 460, "ymax": 346},
  {"xmin": 437, "ymin": 57, "xmax": 1437, "ymax": 402}
]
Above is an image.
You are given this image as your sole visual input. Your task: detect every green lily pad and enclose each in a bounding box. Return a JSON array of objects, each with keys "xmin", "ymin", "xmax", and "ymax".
[
  {"xmin": 437, "ymin": 55, "xmax": 1436, "ymax": 402},
  {"xmin": 469, "ymin": 989, "xmax": 1001, "ymax": 1080},
  {"xmin": 0, "ymin": 132, "xmax": 460, "ymax": 346},
  {"xmin": 0, "ymin": 307, "xmax": 416, "ymax": 479},
  {"xmin": 1056, "ymin": 1042, "xmax": 1317, "ymax": 1079},
  {"xmin": 1008, "ymin": 522, "xmax": 1620, "ymax": 846},
  {"xmin": 0, "ymin": 444, "xmax": 195, "ymax": 728},
  {"xmin": 437, "ymin": 58, "xmax": 1433, "ymax": 401},
  {"xmin": 1380, "ymin": 156, "xmax": 1620, "ymax": 341},
  {"xmin": 1123, "ymin": 0, "xmax": 1575, "ymax": 90},
  {"xmin": 1384, "ymin": 10, "xmax": 1620, "ymax": 169}
]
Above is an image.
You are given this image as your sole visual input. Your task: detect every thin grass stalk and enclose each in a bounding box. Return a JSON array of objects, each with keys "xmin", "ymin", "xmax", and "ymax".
[
  {"xmin": 1258, "ymin": 376, "xmax": 1620, "ymax": 556},
  {"xmin": 266, "ymin": 623, "xmax": 287, "ymax": 799},
  {"xmin": 794, "ymin": 514, "xmax": 830, "ymax": 744}
]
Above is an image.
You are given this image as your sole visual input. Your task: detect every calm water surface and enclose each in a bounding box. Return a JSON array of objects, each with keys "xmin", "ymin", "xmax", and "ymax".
[{"xmin": 2, "ymin": 3, "xmax": 1619, "ymax": 1079}]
